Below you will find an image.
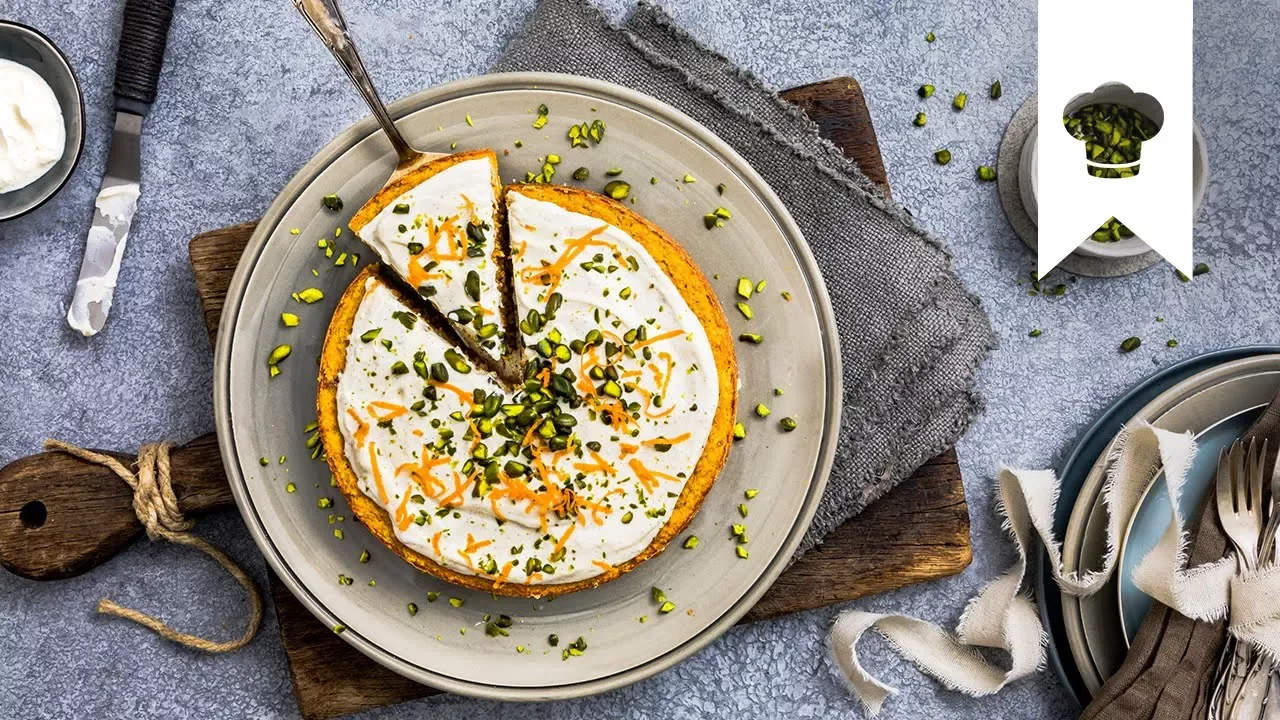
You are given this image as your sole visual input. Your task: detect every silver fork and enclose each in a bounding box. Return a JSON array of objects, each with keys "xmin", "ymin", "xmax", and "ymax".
[{"xmin": 1211, "ymin": 439, "xmax": 1267, "ymax": 719}]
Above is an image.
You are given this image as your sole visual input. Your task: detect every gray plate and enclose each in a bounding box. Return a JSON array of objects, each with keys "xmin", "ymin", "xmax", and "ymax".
[
  {"xmin": 1062, "ymin": 356, "xmax": 1280, "ymax": 693},
  {"xmin": 213, "ymin": 73, "xmax": 840, "ymax": 700}
]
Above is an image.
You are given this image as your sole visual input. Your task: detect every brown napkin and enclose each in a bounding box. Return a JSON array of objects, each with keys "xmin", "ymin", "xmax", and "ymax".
[{"xmin": 1082, "ymin": 391, "xmax": 1280, "ymax": 720}]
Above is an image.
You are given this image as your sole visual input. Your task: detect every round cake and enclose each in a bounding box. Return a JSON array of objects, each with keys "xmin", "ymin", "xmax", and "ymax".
[{"xmin": 318, "ymin": 167, "xmax": 736, "ymax": 598}]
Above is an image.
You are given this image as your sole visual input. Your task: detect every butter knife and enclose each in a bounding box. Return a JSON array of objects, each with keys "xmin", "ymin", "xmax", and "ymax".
[{"xmin": 67, "ymin": 0, "xmax": 175, "ymax": 336}]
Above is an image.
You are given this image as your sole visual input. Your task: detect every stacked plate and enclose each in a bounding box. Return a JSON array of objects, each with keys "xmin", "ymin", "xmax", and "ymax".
[{"xmin": 1041, "ymin": 348, "xmax": 1280, "ymax": 703}]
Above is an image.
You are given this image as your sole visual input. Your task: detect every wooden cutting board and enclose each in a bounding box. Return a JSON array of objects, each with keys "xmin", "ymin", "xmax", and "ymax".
[{"xmin": 184, "ymin": 77, "xmax": 968, "ymax": 719}]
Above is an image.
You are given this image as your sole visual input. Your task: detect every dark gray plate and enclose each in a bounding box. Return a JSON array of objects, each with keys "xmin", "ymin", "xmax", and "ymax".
[{"xmin": 213, "ymin": 73, "xmax": 840, "ymax": 700}]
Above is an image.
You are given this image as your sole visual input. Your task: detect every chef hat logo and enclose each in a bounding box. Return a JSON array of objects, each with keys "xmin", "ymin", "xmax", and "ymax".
[{"xmin": 1063, "ymin": 84, "xmax": 1163, "ymax": 179}]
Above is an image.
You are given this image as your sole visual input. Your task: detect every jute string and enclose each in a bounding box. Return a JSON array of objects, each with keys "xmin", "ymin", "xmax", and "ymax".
[{"xmin": 44, "ymin": 439, "xmax": 263, "ymax": 653}]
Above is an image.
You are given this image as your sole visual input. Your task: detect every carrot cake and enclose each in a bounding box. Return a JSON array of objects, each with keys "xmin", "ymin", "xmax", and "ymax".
[{"xmin": 319, "ymin": 170, "xmax": 735, "ymax": 597}]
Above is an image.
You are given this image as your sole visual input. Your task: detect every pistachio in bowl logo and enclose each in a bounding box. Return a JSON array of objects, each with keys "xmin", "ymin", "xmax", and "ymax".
[{"xmin": 1037, "ymin": 0, "xmax": 1194, "ymax": 276}]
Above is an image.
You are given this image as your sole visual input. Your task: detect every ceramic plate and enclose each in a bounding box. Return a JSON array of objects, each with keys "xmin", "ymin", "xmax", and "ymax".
[
  {"xmin": 1038, "ymin": 346, "xmax": 1280, "ymax": 704},
  {"xmin": 1118, "ymin": 397, "xmax": 1275, "ymax": 642},
  {"xmin": 213, "ymin": 73, "xmax": 840, "ymax": 699},
  {"xmin": 1070, "ymin": 361, "xmax": 1280, "ymax": 681}
]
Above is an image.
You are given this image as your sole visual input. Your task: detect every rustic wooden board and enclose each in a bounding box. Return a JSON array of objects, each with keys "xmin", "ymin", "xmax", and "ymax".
[{"xmin": 187, "ymin": 77, "xmax": 969, "ymax": 720}]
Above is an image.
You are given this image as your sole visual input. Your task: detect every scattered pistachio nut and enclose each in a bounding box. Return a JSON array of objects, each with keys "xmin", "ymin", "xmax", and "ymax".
[
  {"xmin": 913, "ymin": 112, "xmax": 927, "ymax": 127},
  {"xmin": 952, "ymin": 92, "xmax": 967, "ymax": 111},
  {"xmin": 976, "ymin": 165, "xmax": 997, "ymax": 182},
  {"xmin": 918, "ymin": 84, "xmax": 935, "ymax": 99},
  {"xmin": 1120, "ymin": 336, "xmax": 1142, "ymax": 353},
  {"xmin": 934, "ymin": 149, "xmax": 952, "ymax": 165},
  {"xmin": 990, "ymin": 80, "xmax": 1002, "ymax": 99}
]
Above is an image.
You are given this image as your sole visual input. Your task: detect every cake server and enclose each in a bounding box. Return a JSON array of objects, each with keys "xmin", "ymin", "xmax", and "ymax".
[
  {"xmin": 294, "ymin": 0, "xmax": 446, "ymax": 182},
  {"xmin": 66, "ymin": 0, "xmax": 175, "ymax": 336}
]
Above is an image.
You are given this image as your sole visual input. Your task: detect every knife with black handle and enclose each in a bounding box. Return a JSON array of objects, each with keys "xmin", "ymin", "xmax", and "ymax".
[{"xmin": 66, "ymin": 0, "xmax": 176, "ymax": 337}]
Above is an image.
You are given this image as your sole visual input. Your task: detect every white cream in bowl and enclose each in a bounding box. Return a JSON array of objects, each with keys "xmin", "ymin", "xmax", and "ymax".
[{"xmin": 0, "ymin": 57, "xmax": 65, "ymax": 194}]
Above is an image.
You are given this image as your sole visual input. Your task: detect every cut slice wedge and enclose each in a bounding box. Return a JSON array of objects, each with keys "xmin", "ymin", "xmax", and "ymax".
[{"xmin": 349, "ymin": 150, "xmax": 513, "ymax": 371}]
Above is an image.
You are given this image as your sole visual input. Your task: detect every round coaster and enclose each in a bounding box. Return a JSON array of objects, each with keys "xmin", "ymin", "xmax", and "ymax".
[{"xmin": 996, "ymin": 93, "xmax": 1164, "ymax": 278}]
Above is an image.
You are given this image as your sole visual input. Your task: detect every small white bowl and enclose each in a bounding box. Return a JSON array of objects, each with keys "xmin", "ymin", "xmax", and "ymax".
[{"xmin": 1019, "ymin": 86, "xmax": 1209, "ymax": 260}]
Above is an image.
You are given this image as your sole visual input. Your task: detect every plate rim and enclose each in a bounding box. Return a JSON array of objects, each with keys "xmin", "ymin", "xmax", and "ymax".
[
  {"xmin": 1037, "ymin": 345, "xmax": 1280, "ymax": 705},
  {"xmin": 212, "ymin": 71, "xmax": 842, "ymax": 700}
]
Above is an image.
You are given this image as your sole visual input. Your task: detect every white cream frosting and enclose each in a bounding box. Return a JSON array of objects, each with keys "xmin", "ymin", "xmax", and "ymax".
[
  {"xmin": 0, "ymin": 58, "xmax": 65, "ymax": 194},
  {"xmin": 355, "ymin": 157, "xmax": 504, "ymax": 353},
  {"xmin": 336, "ymin": 189, "xmax": 719, "ymax": 588}
]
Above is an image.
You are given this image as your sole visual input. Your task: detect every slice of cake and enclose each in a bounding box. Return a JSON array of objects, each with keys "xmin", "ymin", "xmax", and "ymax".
[{"xmin": 348, "ymin": 150, "xmax": 511, "ymax": 365}]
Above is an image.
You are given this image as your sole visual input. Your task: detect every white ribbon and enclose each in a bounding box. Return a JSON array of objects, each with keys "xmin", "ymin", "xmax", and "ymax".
[{"xmin": 827, "ymin": 422, "xmax": 1276, "ymax": 715}]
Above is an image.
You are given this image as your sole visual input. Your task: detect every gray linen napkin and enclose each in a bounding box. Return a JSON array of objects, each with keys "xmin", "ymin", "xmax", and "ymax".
[{"xmin": 497, "ymin": 0, "xmax": 995, "ymax": 555}]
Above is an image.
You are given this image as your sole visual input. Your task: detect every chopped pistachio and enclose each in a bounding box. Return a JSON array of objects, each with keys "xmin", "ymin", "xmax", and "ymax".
[
  {"xmin": 297, "ymin": 287, "xmax": 324, "ymax": 303},
  {"xmin": 1167, "ymin": 339, "xmax": 1179, "ymax": 348},
  {"xmin": 682, "ymin": 174, "xmax": 696, "ymax": 183},
  {"xmin": 333, "ymin": 529, "xmax": 344, "ymax": 540},
  {"xmin": 913, "ymin": 112, "xmax": 927, "ymax": 127},
  {"xmin": 359, "ymin": 550, "xmax": 370, "ymax": 564},
  {"xmin": 659, "ymin": 601, "xmax": 676, "ymax": 614},
  {"xmin": 732, "ymin": 422, "xmax": 746, "ymax": 440},
  {"xmin": 465, "ymin": 114, "xmax": 473, "ymax": 127},
  {"xmin": 1193, "ymin": 262, "xmax": 1210, "ymax": 276},
  {"xmin": 603, "ymin": 180, "xmax": 630, "ymax": 200},
  {"xmin": 322, "ymin": 194, "xmax": 343, "ymax": 211},
  {"xmin": 286, "ymin": 482, "xmax": 296, "ymax": 493},
  {"xmin": 736, "ymin": 302, "xmax": 753, "ymax": 319},
  {"xmin": 745, "ymin": 488, "xmax": 759, "ymax": 499},
  {"xmin": 990, "ymin": 80, "xmax": 1002, "ymax": 99},
  {"xmin": 281, "ymin": 312, "xmax": 300, "ymax": 327},
  {"xmin": 408, "ymin": 602, "xmax": 419, "ymax": 616},
  {"xmin": 736, "ymin": 546, "xmax": 749, "ymax": 559},
  {"xmin": 704, "ymin": 213, "xmax": 724, "ymax": 230},
  {"xmin": 754, "ymin": 403, "xmax": 771, "ymax": 418},
  {"xmin": 1029, "ymin": 328, "xmax": 1042, "ymax": 338},
  {"xmin": 572, "ymin": 167, "xmax": 589, "ymax": 181},
  {"xmin": 651, "ymin": 586, "xmax": 667, "ymax": 603},
  {"xmin": 736, "ymin": 277, "xmax": 753, "ymax": 299},
  {"xmin": 755, "ymin": 279, "xmax": 766, "ymax": 293},
  {"xmin": 448, "ymin": 597, "xmax": 464, "ymax": 608},
  {"xmin": 259, "ymin": 456, "xmax": 269, "ymax": 467},
  {"xmin": 738, "ymin": 333, "xmax": 763, "ymax": 344},
  {"xmin": 780, "ymin": 417, "xmax": 797, "ymax": 432},
  {"xmin": 268, "ymin": 344, "xmax": 292, "ymax": 366},
  {"xmin": 548, "ymin": 634, "xmax": 560, "ymax": 646},
  {"xmin": 934, "ymin": 149, "xmax": 952, "ymax": 165},
  {"xmin": 683, "ymin": 536, "xmax": 699, "ymax": 549},
  {"xmin": 952, "ymin": 92, "xmax": 967, "ymax": 111},
  {"xmin": 917, "ymin": 84, "xmax": 935, "ymax": 99},
  {"xmin": 712, "ymin": 207, "xmax": 731, "ymax": 219},
  {"xmin": 427, "ymin": 591, "xmax": 440, "ymax": 603},
  {"xmin": 318, "ymin": 497, "xmax": 333, "ymax": 509},
  {"xmin": 976, "ymin": 165, "xmax": 997, "ymax": 182},
  {"xmin": 925, "ymin": 31, "xmax": 936, "ymax": 42},
  {"xmin": 333, "ymin": 624, "xmax": 346, "ymax": 634},
  {"xmin": 1120, "ymin": 336, "xmax": 1142, "ymax": 353},
  {"xmin": 716, "ymin": 183, "xmax": 726, "ymax": 195}
]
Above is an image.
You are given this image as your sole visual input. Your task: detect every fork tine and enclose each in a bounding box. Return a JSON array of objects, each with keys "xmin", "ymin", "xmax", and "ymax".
[
  {"xmin": 1252, "ymin": 439, "xmax": 1266, "ymax": 515},
  {"xmin": 1233, "ymin": 439, "xmax": 1247, "ymax": 512},
  {"xmin": 1219, "ymin": 445, "xmax": 1235, "ymax": 519}
]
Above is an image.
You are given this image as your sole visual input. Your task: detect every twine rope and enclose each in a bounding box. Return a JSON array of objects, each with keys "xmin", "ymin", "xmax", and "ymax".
[{"xmin": 44, "ymin": 439, "xmax": 263, "ymax": 653}]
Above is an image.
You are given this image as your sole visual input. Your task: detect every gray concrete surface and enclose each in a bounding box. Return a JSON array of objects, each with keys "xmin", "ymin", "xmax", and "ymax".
[{"xmin": 2, "ymin": 0, "xmax": 1277, "ymax": 718}]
